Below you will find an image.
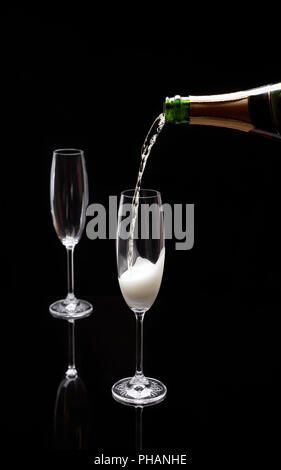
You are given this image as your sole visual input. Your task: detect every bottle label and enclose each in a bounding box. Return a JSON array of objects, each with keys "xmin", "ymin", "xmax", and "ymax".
[
  {"xmin": 270, "ymin": 89, "xmax": 281, "ymax": 135},
  {"xmin": 248, "ymin": 90, "xmax": 274, "ymax": 132}
]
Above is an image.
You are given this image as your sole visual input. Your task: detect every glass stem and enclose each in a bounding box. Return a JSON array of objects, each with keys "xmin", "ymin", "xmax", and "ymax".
[
  {"xmin": 135, "ymin": 312, "xmax": 145, "ymax": 378},
  {"xmin": 66, "ymin": 246, "xmax": 75, "ymax": 301},
  {"xmin": 66, "ymin": 319, "xmax": 77, "ymax": 378}
]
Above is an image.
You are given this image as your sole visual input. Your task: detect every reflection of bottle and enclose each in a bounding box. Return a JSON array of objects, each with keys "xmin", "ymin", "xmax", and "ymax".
[{"xmin": 164, "ymin": 83, "xmax": 281, "ymax": 139}]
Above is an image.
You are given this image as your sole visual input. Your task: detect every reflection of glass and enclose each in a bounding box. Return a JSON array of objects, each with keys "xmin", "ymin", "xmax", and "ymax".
[
  {"xmin": 135, "ymin": 406, "xmax": 143, "ymax": 451},
  {"xmin": 66, "ymin": 319, "xmax": 77, "ymax": 378},
  {"xmin": 49, "ymin": 149, "xmax": 93, "ymax": 319},
  {"xmin": 112, "ymin": 189, "xmax": 167, "ymax": 405},
  {"xmin": 54, "ymin": 374, "xmax": 90, "ymax": 450},
  {"xmin": 116, "ymin": 397, "xmax": 166, "ymax": 451}
]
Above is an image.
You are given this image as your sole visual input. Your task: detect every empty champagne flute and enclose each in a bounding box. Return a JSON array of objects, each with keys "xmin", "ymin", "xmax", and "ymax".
[
  {"xmin": 49, "ymin": 149, "xmax": 93, "ymax": 319},
  {"xmin": 112, "ymin": 189, "xmax": 167, "ymax": 405}
]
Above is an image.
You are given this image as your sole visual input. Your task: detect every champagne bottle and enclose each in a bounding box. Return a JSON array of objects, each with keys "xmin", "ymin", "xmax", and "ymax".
[{"xmin": 164, "ymin": 83, "xmax": 281, "ymax": 139}]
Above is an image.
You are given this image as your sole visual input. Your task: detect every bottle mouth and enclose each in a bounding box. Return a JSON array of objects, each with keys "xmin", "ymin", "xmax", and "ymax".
[{"xmin": 164, "ymin": 96, "xmax": 190, "ymax": 124}]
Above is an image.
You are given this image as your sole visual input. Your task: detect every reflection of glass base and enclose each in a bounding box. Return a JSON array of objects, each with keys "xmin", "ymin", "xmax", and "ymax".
[
  {"xmin": 112, "ymin": 376, "xmax": 167, "ymax": 405},
  {"xmin": 65, "ymin": 366, "xmax": 78, "ymax": 379},
  {"xmin": 49, "ymin": 298, "xmax": 93, "ymax": 320}
]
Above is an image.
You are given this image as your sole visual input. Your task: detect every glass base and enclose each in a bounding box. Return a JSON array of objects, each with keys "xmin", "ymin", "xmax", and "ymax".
[
  {"xmin": 112, "ymin": 375, "xmax": 167, "ymax": 405},
  {"xmin": 49, "ymin": 298, "xmax": 93, "ymax": 320}
]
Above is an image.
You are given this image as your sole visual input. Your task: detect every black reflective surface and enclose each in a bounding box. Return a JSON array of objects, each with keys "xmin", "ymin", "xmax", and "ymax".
[
  {"xmin": 2, "ymin": 292, "xmax": 280, "ymax": 464},
  {"xmin": 1, "ymin": 5, "xmax": 280, "ymax": 465}
]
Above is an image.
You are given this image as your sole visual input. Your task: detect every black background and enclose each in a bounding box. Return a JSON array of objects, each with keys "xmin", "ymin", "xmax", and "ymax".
[{"xmin": 0, "ymin": 5, "xmax": 280, "ymax": 465}]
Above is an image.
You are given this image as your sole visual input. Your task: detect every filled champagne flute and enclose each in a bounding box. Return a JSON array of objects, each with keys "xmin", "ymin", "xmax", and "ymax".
[
  {"xmin": 112, "ymin": 189, "xmax": 167, "ymax": 405},
  {"xmin": 49, "ymin": 149, "xmax": 93, "ymax": 319}
]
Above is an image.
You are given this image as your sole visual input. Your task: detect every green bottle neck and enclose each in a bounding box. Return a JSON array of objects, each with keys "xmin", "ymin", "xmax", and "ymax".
[{"xmin": 164, "ymin": 95, "xmax": 190, "ymax": 124}]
